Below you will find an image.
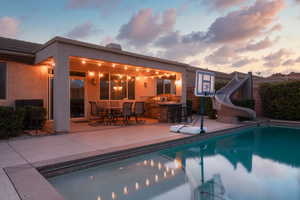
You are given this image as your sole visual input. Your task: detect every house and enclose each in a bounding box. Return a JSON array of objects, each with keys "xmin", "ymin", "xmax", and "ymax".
[
  {"xmin": 0, "ymin": 36, "xmax": 193, "ymax": 133},
  {"xmin": 0, "ymin": 36, "xmax": 249, "ymax": 133}
]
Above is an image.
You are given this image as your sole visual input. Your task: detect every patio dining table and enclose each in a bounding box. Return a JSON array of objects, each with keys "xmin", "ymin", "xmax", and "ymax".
[{"xmin": 104, "ymin": 106, "xmax": 122, "ymax": 125}]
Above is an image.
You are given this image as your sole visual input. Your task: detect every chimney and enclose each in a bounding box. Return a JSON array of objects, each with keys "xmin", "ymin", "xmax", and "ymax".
[{"xmin": 105, "ymin": 43, "xmax": 122, "ymax": 51}]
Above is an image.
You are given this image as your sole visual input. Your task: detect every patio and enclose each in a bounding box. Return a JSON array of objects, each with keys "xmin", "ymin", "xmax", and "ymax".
[{"xmin": 1, "ymin": 118, "xmax": 238, "ymax": 165}]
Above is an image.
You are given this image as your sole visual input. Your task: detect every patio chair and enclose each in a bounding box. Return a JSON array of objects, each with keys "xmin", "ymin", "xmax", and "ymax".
[
  {"xmin": 89, "ymin": 101, "xmax": 108, "ymax": 125},
  {"xmin": 133, "ymin": 102, "xmax": 145, "ymax": 123},
  {"xmin": 121, "ymin": 102, "xmax": 133, "ymax": 125}
]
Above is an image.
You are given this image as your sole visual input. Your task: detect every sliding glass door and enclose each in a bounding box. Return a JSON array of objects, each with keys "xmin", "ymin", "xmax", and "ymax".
[{"xmin": 70, "ymin": 77, "xmax": 85, "ymax": 118}]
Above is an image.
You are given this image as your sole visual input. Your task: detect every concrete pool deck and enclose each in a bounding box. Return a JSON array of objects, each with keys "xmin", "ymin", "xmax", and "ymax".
[{"xmin": 0, "ymin": 119, "xmax": 241, "ymax": 200}]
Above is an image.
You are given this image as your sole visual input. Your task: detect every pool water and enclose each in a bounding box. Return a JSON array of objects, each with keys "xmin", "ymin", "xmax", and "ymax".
[{"xmin": 49, "ymin": 126, "xmax": 300, "ymax": 200}]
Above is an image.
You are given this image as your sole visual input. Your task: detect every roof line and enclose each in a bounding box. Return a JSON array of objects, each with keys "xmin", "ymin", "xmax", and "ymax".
[
  {"xmin": 35, "ymin": 36, "xmax": 192, "ymax": 68},
  {"xmin": 0, "ymin": 50, "xmax": 35, "ymax": 58}
]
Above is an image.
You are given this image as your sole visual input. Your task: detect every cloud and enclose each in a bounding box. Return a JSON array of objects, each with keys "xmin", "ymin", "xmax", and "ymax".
[
  {"xmin": 65, "ymin": 0, "xmax": 121, "ymax": 15},
  {"xmin": 154, "ymin": 31, "xmax": 209, "ymax": 60},
  {"xmin": 263, "ymin": 48, "xmax": 292, "ymax": 67},
  {"xmin": 100, "ymin": 36, "xmax": 115, "ymax": 46},
  {"xmin": 237, "ymin": 37, "xmax": 279, "ymax": 52},
  {"xmin": 204, "ymin": 0, "xmax": 285, "ymax": 43},
  {"xmin": 65, "ymin": 21, "xmax": 100, "ymax": 40},
  {"xmin": 0, "ymin": 16, "xmax": 20, "ymax": 38},
  {"xmin": 266, "ymin": 23, "xmax": 282, "ymax": 34},
  {"xmin": 153, "ymin": 0, "xmax": 284, "ymax": 63},
  {"xmin": 203, "ymin": 0, "xmax": 246, "ymax": 10},
  {"xmin": 282, "ymin": 57, "xmax": 300, "ymax": 66},
  {"xmin": 232, "ymin": 58, "xmax": 258, "ymax": 67},
  {"xmin": 66, "ymin": 0, "xmax": 120, "ymax": 9},
  {"xmin": 117, "ymin": 8, "xmax": 176, "ymax": 47},
  {"xmin": 205, "ymin": 45, "xmax": 239, "ymax": 65}
]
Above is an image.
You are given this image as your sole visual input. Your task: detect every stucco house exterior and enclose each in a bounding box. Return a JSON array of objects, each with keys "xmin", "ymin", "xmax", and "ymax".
[{"xmin": 0, "ymin": 36, "xmax": 235, "ymax": 133}]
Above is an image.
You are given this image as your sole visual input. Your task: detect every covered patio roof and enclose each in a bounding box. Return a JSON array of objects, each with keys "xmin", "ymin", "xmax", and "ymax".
[{"xmin": 34, "ymin": 37, "xmax": 187, "ymax": 133}]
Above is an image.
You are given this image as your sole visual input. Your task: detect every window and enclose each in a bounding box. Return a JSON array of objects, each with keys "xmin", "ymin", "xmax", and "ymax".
[
  {"xmin": 157, "ymin": 78, "xmax": 175, "ymax": 95},
  {"xmin": 0, "ymin": 62, "xmax": 6, "ymax": 100},
  {"xmin": 128, "ymin": 78, "xmax": 135, "ymax": 100},
  {"xmin": 111, "ymin": 74, "xmax": 127, "ymax": 100},
  {"xmin": 100, "ymin": 73, "xmax": 109, "ymax": 100},
  {"xmin": 100, "ymin": 73, "xmax": 135, "ymax": 100}
]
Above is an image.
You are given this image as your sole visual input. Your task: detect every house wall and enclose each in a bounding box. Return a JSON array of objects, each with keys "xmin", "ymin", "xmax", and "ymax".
[{"xmin": 0, "ymin": 61, "xmax": 48, "ymax": 109}]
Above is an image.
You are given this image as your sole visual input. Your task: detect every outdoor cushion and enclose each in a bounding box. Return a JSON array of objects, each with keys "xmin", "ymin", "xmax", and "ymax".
[{"xmin": 170, "ymin": 125, "xmax": 207, "ymax": 134}]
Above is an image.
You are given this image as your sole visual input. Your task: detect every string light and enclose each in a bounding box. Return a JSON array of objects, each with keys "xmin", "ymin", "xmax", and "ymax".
[
  {"xmin": 124, "ymin": 65, "xmax": 128, "ymax": 70},
  {"xmin": 112, "ymin": 64, "xmax": 116, "ymax": 68},
  {"xmin": 112, "ymin": 192, "xmax": 117, "ymax": 199},
  {"xmin": 113, "ymin": 86, "xmax": 122, "ymax": 91},
  {"xmin": 166, "ymin": 166, "xmax": 170, "ymax": 172},
  {"xmin": 145, "ymin": 179, "xmax": 150, "ymax": 187},
  {"xmin": 155, "ymin": 71, "xmax": 159, "ymax": 74},
  {"xmin": 146, "ymin": 69, "xmax": 150, "ymax": 72},
  {"xmin": 150, "ymin": 160, "xmax": 154, "ymax": 167},
  {"xmin": 136, "ymin": 68, "xmax": 140, "ymax": 72},
  {"xmin": 82, "ymin": 60, "xmax": 86, "ymax": 64},
  {"xmin": 99, "ymin": 73, "xmax": 104, "ymax": 78},
  {"xmin": 158, "ymin": 162, "xmax": 162, "ymax": 170},
  {"xmin": 135, "ymin": 182, "xmax": 140, "ymax": 190},
  {"xmin": 88, "ymin": 71, "xmax": 95, "ymax": 77},
  {"xmin": 123, "ymin": 186, "xmax": 128, "ymax": 195},
  {"xmin": 155, "ymin": 174, "xmax": 159, "ymax": 182},
  {"xmin": 98, "ymin": 63, "xmax": 102, "ymax": 67}
]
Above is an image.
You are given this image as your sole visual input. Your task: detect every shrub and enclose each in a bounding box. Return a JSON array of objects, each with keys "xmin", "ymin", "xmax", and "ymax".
[
  {"xmin": 259, "ymin": 81, "xmax": 300, "ymax": 120},
  {"xmin": 0, "ymin": 106, "xmax": 25, "ymax": 139},
  {"xmin": 22, "ymin": 106, "xmax": 47, "ymax": 130},
  {"xmin": 232, "ymin": 99, "xmax": 255, "ymax": 110}
]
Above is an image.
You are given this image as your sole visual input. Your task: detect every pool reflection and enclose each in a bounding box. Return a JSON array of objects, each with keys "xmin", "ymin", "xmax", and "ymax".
[{"xmin": 49, "ymin": 126, "xmax": 300, "ymax": 200}]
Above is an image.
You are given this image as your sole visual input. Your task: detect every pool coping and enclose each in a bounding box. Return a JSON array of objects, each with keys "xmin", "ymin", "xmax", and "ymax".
[{"xmin": 4, "ymin": 120, "xmax": 299, "ymax": 200}]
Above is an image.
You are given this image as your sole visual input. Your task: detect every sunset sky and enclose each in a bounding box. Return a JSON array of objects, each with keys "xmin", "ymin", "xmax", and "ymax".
[{"xmin": 1, "ymin": 0, "xmax": 299, "ymax": 76}]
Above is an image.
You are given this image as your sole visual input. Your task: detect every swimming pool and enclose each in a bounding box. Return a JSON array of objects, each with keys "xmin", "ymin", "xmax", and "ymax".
[{"xmin": 48, "ymin": 126, "xmax": 300, "ymax": 200}]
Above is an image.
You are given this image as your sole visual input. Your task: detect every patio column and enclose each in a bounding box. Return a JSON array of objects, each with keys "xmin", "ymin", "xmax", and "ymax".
[
  {"xmin": 53, "ymin": 52, "xmax": 70, "ymax": 133},
  {"xmin": 181, "ymin": 70, "xmax": 187, "ymax": 104}
]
